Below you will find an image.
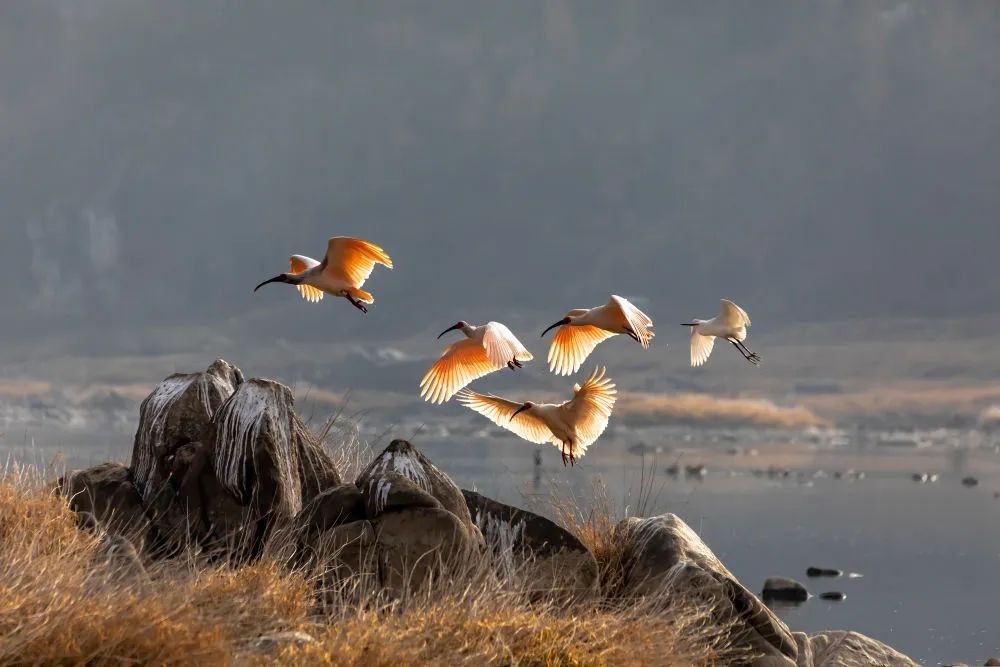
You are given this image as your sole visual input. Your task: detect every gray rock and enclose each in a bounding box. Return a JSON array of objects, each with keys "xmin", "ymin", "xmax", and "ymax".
[
  {"xmin": 462, "ymin": 489, "xmax": 599, "ymax": 600},
  {"xmin": 355, "ymin": 439, "xmax": 473, "ymax": 530},
  {"xmin": 374, "ymin": 506, "xmax": 479, "ymax": 596},
  {"xmin": 60, "ymin": 462, "xmax": 149, "ymax": 547},
  {"xmin": 806, "ymin": 631, "xmax": 918, "ymax": 666},
  {"xmin": 612, "ymin": 514, "xmax": 798, "ymax": 666},
  {"xmin": 762, "ymin": 577, "xmax": 809, "ymax": 603},
  {"xmin": 818, "ymin": 591, "xmax": 846, "ymax": 601},
  {"xmin": 297, "ymin": 483, "xmax": 366, "ymax": 537},
  {"xmin": 93, "ymin": 533, "xmax": 151, "ymax": 588},
  {"xmin": 806, "ymin": 567, "xmax": 842, "ymax": 578},
  {"xmin": 962, "ymin": 476, "xmax": 979, "ymax": 487}
]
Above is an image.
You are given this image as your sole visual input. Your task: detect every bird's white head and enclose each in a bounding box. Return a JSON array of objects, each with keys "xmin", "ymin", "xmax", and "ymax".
[
  {"xmin": 437, "ymin": 320, "xmax": 471, "ymax": 339},
  {"xmin": 511, "ymin": 401, "xmax": 535, "ymax": 420}
]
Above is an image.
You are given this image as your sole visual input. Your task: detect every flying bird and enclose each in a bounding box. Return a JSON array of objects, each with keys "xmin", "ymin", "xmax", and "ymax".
[
  {"xmin": 420, "ymin": 321, "xmax": 534, "ymax": 404},
  {"xmin": 682, "ymin": 299, "xmax": 760, "ymax": 366},
  {"xmin": 540, "ymin": 295, "xmax": 654, "ymax": 376},
  {"xmin": 456, "ymin": 366, "xmax": 617, "ymax": 466},
  {"xmin": 253, "ymin": 236, "xmax": 392, "ymax": 312}
]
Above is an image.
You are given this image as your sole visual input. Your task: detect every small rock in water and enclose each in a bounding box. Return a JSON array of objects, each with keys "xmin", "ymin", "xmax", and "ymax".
[
  {"xmin": 994, "ymin": 491, "xmax": 1000, "ymax": 500},
  {"xmin": 819, "ymin": 591, "xmax": 846, "ymax": 601},
  {"xmin": 761, "ymin": 576, "xmax": 808, "ymax": 603},
  {"xmin": 911, "ymin": 473, "xmax": 928, "ymax": 483},
  {"xmin": 685, "ymin": 464, "xmax": 707, "ymax": 477},
  {"xmin": 962, "ymin": 476, "xmax": 979, "ymax": 487},
  {"xmin": 806, "ymin": 566, "xmax": 843, "ymax": 577}
]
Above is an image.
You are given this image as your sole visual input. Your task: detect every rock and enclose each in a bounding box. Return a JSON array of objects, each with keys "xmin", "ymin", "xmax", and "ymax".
[
  {"xmin": 93, "ymin": 533, "xmax": 151, "ymax": 588},
  {"xmin": 374, "ymin": 506, "xmax": 479, "ymax": 596},
  {"xmin": 130, "ymin": 359, "xmax": 243, "ymax": 503},
  {"xmin": 355, "ymin": 439, "xmax": 474, "ymax": 530},
  {"xmin": 762, "ymin": 577, "xmax": 809, "ymax": 603},
  {"xmin": 253, "ymin": 631, "xmax": 317, "ymax": 653},
  {"xmin": 612, "ymin": 514, "xmax": 798, "ymax": 665},
  {"xmin": 806, "ymin": 567, "xmax": 842, "ymax": 578},
  {"xmin": 807, "ymin": 630, "xmax": 918, "ymax": 666},
  {"xmin": 303, "ymin": 520, "xmax": 378, "ymax": 600},
  {"xmin": 60, "ymin": 462, "xmax": 148, "ymax": 546},
  {"xmin": 962, "ymin": 476, "xmax": 979, "ymax": 487},
  {"xmin": 818, "ymin": 591, "xmax": 846, "ymax": 601},
  {"xmin": 462, "ymin": 489, "xmax": 599, "ymax": 600},
  {"xmin": 984, "ymin": 658, "xmax": 1000, "ymax": 666},
  {"xmin": 355, "ymin": 441, "xmax": 483, "ymax": 596},
  {"xmin": 911, "ymin": 473, "xmax": 928, "ymax": 483},
  {"xmin": 297, "ymin": 484, "xmax": 366, "ymax": 537}
]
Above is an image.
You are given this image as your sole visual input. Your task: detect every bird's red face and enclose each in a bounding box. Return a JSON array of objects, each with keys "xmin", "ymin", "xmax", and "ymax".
[
  {"xmin": 437, "ymin": 320, "xmax": 468, "ymax": 339},
  {"xmin": 511, "ymin": 401, "xmax": 534, "ymax": 420}
]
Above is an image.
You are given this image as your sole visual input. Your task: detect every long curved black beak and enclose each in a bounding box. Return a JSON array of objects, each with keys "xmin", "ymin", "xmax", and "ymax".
[
  {"xmin": 437, "ymin": 323, "xmax": 463, "ymax": 339},
  {"xmin": 511, "ymin": 404, "xmax": 529, "ymax": 421},
  {"xmin": 254, "ymin": 275, "xmax": 287, "ymax": 292},
  {"xmin": 540, "ymin": 318, "xmax": 569, "ymax": 338}
]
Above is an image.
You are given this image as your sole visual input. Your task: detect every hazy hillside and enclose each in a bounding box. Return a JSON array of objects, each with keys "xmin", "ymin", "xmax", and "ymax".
[{"xmin": 2, "ymin": 1, "xmax": 999, "ymax": 352}]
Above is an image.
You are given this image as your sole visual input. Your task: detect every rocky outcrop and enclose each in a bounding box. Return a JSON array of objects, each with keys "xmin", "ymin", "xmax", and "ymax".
[
  {"xmin": 354, "ymin": 439, "xmax": 483, "ymax": 596},
  {"xmin": 60, "ymin": 462, "xmax": 148, "ymax": 546},
  {"xmin": 462, "ymin": 489, "xmax": 598, "ymax": 600},
  {"xmin": 803, "ymin": 631, "xmax": 918, "ymax": 667},
  {"xmin": 612, "ymin": 514, "xmax": 799, "ymax": 666}
]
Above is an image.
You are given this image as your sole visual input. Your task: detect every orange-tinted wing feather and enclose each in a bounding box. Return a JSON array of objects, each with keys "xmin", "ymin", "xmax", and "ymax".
[
  {"xmin": 289, "ymin": 255, "xmax": 324, "ymax": 303},
  {"xmin": 547, "ymin": 325, "xmax": 616, "ymax": 376},
  {"xmin": 560, "ymin": 366, "xmax": 617, "ymax": 456},
  {"xmin": 322, "ymin": 237, "xmax": 393, "ymax": 288},
  {"xmin": 455, "ymin": 389, "xmax": 555, "ymax": 445},
  {"xmin": 419, "ymin": 338, "xmax": 498, "ymax": 404}
]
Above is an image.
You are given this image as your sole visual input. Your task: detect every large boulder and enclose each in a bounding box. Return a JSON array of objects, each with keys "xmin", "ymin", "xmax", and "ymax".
[
  {"xmin": 293, "ymin": 483, "xmax": 375, "ymax": 592},
  {"xmin": 612, "ymin": 514, "xmax": 798, "ymax": 666},
  {"xmin": 804, "ymin": 631, "xmax": 918, "ymax": 667},
  {"xmin": 199, "ymin": 378, "xmax": 340, "ymax": 559},
  {"xmin": 355, "ymin": 440, "xmax": 483, "ymax": 595},
  {"xmin": 762, "ymin": 577, "xmax": 809, "ymax": 604},
  {"xmin": 130, "ymin": 359, "xmax": 243, "ymax": 503},
  {"xmin": 462, "ymin": 489, "xmax": 599, "ymax": 600},
  {"xmin": 60, "ymin": 462, "xmax": 148, "ymax": 547},
  {"xmin": 355, "ymin": 439, "xmax": 474, "ymax": 529}
]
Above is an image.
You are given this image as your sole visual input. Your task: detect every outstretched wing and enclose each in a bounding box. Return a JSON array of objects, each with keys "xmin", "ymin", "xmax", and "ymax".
[
  {"xmin": 482, "ymin": 321, "xmax": 534, "ymax": 369},
  {"xmin": 690, "ymin": 329, "xmax": 716, "ymax": 367},
  {"xmin": 419, "ymin": 338, "xmax": 499, "ymax": 404},
  {"xmin": 456, "ymin": 390, "xmax": 555, "ymax": 445},
  {"xmin": 289, "ymin": 255, "xmax": 324, "ymax": 303},
  {"xmin": 560, "ymin": 366, "xmax": 617, "ymax": 455},
  {"xmin": 547, "ymin": 325, "xmax": 616, "ymax": 376},
  {"xmin": 321, "ymin": 237, "xmax": 393, "ymax": 288},
  {"xmin": 609, "ymin": 295, "xmax": 655, "ymax": 349},
  {"xmin": 719, "ymin": 299, "xmax": 751, "ymax": 328}
]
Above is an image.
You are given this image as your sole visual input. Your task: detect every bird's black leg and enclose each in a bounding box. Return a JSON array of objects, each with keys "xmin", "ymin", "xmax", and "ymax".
[
  {"xmin": 730, "ymin": 339, "xmax": 760, "ymax": 365},
  {"xmin": 347, "ymin": 296, "xmax": 368, "ymax": 313},
  {"xmin": 507, "ymin": 361, "xmax": 515, "ymax": 370},
  {"xmin": 735, "ymin": 339, "xmax": 761, "ymax": 364},
  {"xmin": 561, "ymin": 443, "xmax": 569, "ymax": 467},
  {"xmin": 512, "ymin": 358, "xmax": 523, "ymax": 369}
]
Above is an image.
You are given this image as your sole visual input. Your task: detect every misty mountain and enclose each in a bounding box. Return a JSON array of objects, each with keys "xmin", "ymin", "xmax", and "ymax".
[{"xmin": 2, "ymin": 1, "xmax": 999, "ymax": 352}]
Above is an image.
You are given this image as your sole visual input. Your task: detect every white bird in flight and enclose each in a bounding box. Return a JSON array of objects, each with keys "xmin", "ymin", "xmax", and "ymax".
[
  {"xmin": 254, "ymin": 236, "xmax": 393, "ymax": 312},
  {"xmin": 682, "ymin": 299, "xmax": 760, "ymax": 367},
  {"xmin": 540, "ymin": 295, "xmax": 654, "ymax": 376},
  {"xmin": 419, "ymin": 321, "xmax": 534, "ymax": 404},
  {"xmin": 456, "ymin": 366, "xmax": 617, "ymax": 466}
]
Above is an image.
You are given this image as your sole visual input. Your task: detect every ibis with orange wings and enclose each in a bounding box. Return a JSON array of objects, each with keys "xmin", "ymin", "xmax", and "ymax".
[{"xmin": 253, "ymin": 236, "xmax": 392, "ymax": 312}]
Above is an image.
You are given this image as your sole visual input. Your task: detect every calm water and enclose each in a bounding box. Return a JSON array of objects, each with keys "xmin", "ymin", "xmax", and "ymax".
[{"xmin": 6, "ymin": 425, "xmax": 1000, "ymax": 666}]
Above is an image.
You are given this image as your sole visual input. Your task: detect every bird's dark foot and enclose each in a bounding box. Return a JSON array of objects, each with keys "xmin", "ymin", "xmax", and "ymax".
[
  {"xmin": 561, "ymin": 450, "xmax": 569, "ymax": 467},
  {"xmin": 507, "ymin": 361, "xmax": 516, "ymax": 370},
  {"xmin": 348, "ymin": 297, "xmax": 368, "ymax": 313},
  {"xmin": 511, "ymin": 358, "xmax": 523, "ymax": 369},
  {"xmin": 569, "ymin": 453, "xmax": 576, "ymax": 466}
]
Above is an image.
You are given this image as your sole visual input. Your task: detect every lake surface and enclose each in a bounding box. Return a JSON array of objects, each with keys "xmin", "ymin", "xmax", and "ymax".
[{"xmin": 5, "ymin": 423, "xmax": 999, "ymax": 666}]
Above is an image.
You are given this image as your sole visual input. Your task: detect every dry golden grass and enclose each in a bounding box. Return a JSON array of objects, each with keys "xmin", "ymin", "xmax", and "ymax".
[
  {"xmin": 617, "ymin": 391, "xmax": 827, "ymax": 429},
  {"xmin": 0, "ymin": 464, "xmax": 740, "ymax": 666}
]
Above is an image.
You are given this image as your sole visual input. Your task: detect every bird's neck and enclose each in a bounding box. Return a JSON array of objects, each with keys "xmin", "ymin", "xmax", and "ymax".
[{"xmin": 461, "ymin": 324, "xmax": 477, "ymax": 338}]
